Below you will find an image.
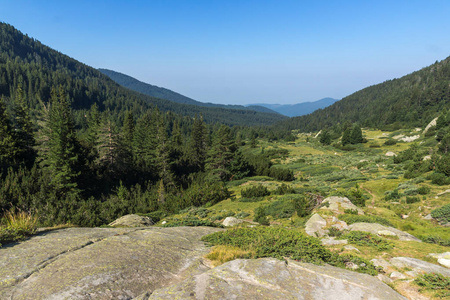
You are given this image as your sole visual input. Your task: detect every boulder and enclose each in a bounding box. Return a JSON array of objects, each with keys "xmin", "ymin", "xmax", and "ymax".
[
  {"xmin": 321, "ymin": 196, "xmax": 364, "ymax": 215},
  {"xmin": 0, "ymin": 226, "xmax": 220, "ymax": 299},
  {"xmin": 390, "ymin": 271, "xmax": 407, "ymax": 280},
  {"xmin": 348, "ymin": 222, "xmax": 421, "ymax": 242},
  {"xmin": 304, "ymin": 213, "xmax": 327, "ymax": 237},
  {"xmin": 108, "ymin": 214, "xmax": 153, "ymax": 227},
  {"xmin": 429, "ymin": 252, "xmax": 450, "ymax": 268},
  {"xmin": 149, "ymin": 258, "xmax": 407, "ymax": 300},
  {"xmin": 321, "ymin": 237, "xmax": 348, "ymax": 246},
  {"xmin": 371, "ymin": 258, "xmax": 392, "ymax": 271},
  {"xmin": 385, "ymin": 151, "xmax": 396, "ymax": 157},
  {"xmin": 222, "ymin": 217, "xmax": 244, "ymax": 227},
  {"xmin": 390, "ymin": 257, "xmax": 450, "ymax": 277}
]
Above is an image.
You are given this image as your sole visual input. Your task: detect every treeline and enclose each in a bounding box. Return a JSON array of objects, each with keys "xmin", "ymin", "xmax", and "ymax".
[
  {"xmin": 0, "ymin": 22, "xmax": 286, "ymax": 127},
  {"xmin": 274, "ymin": 56, "xmax": 450, "ymax": 132},
  {"xmin": 0, "ymin": 85, "xmax": 294, "ymax": 226}
]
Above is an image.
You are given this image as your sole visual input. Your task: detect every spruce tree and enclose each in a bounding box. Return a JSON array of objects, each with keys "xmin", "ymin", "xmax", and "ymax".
[
  {"xmin": 38, "ymin": 87, "xmax": 81, "ymax": 196},
  {"xmin": 206, "ymin": 125, "xmax": 236, "ymax": 181},
  {"xmin": 350, "ymin": 124, "xmax": 364, "ymax": 144},
  {"xmin": 13, "ymin": 86, "xmax": 35, "ymax": 164},
  {"xmin": 188, "ymin": 115, "xmax": 208, "ymax": 171},
  {"xmin": 0, "ymin": 96, "xmax": 17, "ymax": 165}
]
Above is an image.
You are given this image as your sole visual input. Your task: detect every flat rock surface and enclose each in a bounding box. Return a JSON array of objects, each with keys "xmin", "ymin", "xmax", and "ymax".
[
  {"xmin": 304, "ymin": 213, "xmax": 327, "ymax": 237},
  {"xmin": 149, "ymin": 258, "xmax": 407, "ymax": 300},
  {"xmin": 390, "ymin": 257, "xmax": 450, "ymax": 277},
  {"xmin": 0, "ymin": 226, "xmax": 220, "ymax": 299},
  {"xmin": 348, "ymin": 222, "xmax": 421, "ymax": 242},
  {"xmin": 108, "ymin": 214, "xmax": 154, "ymax": 227}
]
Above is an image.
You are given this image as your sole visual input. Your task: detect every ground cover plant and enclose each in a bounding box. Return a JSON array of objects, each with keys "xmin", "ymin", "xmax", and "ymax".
[{"xmin": 0, "ymin": 210, "xmax": 38, "ymax": 246}]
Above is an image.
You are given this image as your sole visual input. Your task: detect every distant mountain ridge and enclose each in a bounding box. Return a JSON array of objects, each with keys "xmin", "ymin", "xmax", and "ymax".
[
  {"xmin": 98, "ymin": 68, "xmax": 280, "ymax": 115},
  {"xmin": 249, "ymin": 98, "xmax": 339, "ymax": 117},
  {"xmin": 275, "ymin": 56, "xmax": 450, "ymax": 132}
]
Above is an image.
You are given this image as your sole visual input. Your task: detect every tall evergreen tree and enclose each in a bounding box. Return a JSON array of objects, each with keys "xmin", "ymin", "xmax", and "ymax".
[
  {"xmin": 0, "ymin": 96, "xmax": 17, "ymax": 166},
  {"xmin": 13, "ymin": 86, "xmax": 35, "ymax": 164},
  {"xmin": 38, "ymin": 87, "xmax": 81, "ymax": 196},
  {"xmin": 155, "ymin": 114, "xmax": 174, "ymax": 187},
  {"xmin": 188, "ymin": 115, "xmax": 208, "ymax": 172},
  {"xmin": 206, "ymin": 125, "xmax": 237, "ymax": 181},
  {"xmin": 350, "ymin": 124, "xmax": 364, "ymax": 144}
]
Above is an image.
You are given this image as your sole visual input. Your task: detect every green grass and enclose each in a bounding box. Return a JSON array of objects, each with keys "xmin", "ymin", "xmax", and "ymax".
[{"xmin": 0, "ymin": 210, "xmax": 38, "ymax": 246}]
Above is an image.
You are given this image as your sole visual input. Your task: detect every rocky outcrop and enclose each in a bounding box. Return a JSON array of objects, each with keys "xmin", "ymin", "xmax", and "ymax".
[
  {"xmin": 149, "ymin": 258, "xmax": 407, "ymax": 300},
  {"xmin": 348, "ymin": 222, "xmax": 421, "ymax": 242},
  {"xmin": 390, "ymin": 257, "xmax": 450, "ymax": 276},
  {"xmin": 0, "ymin": 227, "xmax": 220, "ymax": 299},
  {"xmin": 321, "ymin": 196, "xmax": 364, "ymax": 215},
  {"xmin": 304, "ymin": 213, "xmax": 327, "ymax": 237},
  {"xmin": 222, "ymin": 216, "xmax": 244, "ymax": 227},
  {"xmin": 108, "ymin": 214, "xmax": 154, "ymax": 227}
]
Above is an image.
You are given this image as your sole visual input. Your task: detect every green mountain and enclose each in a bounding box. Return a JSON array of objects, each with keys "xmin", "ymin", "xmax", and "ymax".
[
  {"xmin": 0, "ymin": 22, "xmax": 285, "ymax": 126},
  {"xmin": 98, "ymin": 68, "xmax": 280, "ymax": 114},
  {"xmin": 277, "ymin": 57, "xmax": 450, "ymax": 131},
  {"xmin": 249, "ymin": 98, "xmax": 339, "ymax": 117}
]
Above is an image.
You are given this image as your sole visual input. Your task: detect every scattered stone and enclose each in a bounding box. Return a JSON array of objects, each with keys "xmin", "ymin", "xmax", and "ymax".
[
  {"xmin": 437, "ymin": 189, "xmax": 450, "ymax": 196},
  {"xmin": 222, "ymin": 217, "xmax": 244, "ymax": 227},
  {"xmin": 344, "ymin": 245, "xmax": 360, "ymax": 252},
  {"xmin": 305, "ymin": 213, "xmax": 327, "ymax": 237},
  {"xmin": 438, "ymin": 258, "xmax": 450, "ymax": 268},
  {"xmin": 371, "ymin": 258, "xmax": 392, "ymax": 270},
  {"xmin": 428, "ymin": 252, "xmax": 450, "ymax": 260},
  {"xmin": 385, "ymin": 151, "xmax": 396, "ymax": 157},
  {"xmin": 399, "ymin": 135, "xmax": 420, "ymax": 142},
  {"xmin": 348, "ymin": 222, "xmax": 421, "ymax": 242},
  {"xmin": 109, "ymin": 214, "xmax": 154, "ymax": 227},
  {"xmin": 423, "ymin": 214, "xmax": 433, "ymax": 220},
  {"xmin": 345, "ymin": 261, "xmax": 359, "ymax": 270},
  {"xmin": 149, "ymin": 258, "xmax": 408, "ymax": 300},
  {"xmin": 390, "ymin": 257, "xmax": 450, "ymax": 277},
  {"xmin": 422, "ymin": 155, "xmax": 431, "ymax": 161},
  {"xmin": 401, "ymin": 214, "xmax": 409, "ymax": 219},
  {"xmin": 390, "ymin": 271, "xmax": 407, "ymax": 280},
  {"xmin": 392, "ymin": 135, "xmax": 405, "ymax": 140},
  {"xmin": 415, "ymin": 128, "xmax": 422, "ymax": 132},
  {"xmin": 321, "ymin": 196, "xmax": 364, "ymax": 215},
  {"xmin": 377, "ymin": 230, "xmax": 397, "ymax": 237},
  {"xmin": 161, "ymin": 220, "xmax": 167, "ymax": 224},
  {"xmin": 331, "ymin": 221, "xmax": 349, "ymax": 231},
  {"xmin": 321, "ymin": 237, "xmax": 348, "ymax": 246}
]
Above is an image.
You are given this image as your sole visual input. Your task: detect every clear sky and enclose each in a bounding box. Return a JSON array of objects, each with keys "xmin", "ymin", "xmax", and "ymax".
[{"xmin": 1, "ymin": 0, "xmax": 450, "ymax": 104}]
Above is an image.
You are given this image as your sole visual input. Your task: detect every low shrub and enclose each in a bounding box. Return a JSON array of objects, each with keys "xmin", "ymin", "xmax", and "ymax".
[
  {"xmin": 406, "ymin": 196, "xmax": 420, "ymax": 204},
  {"xmin": 265, "ymin": 200, "xmax": 295, "ymax": 219},
  {"xmin": 420, "ymin": 235, "xmax": 450, "ymax": 247},
  {"xmin": 241, "ymin": 185, "xmax": 270, "ymax": 198},
  {"xmin": 384, "ymin": 139, "xmax": 397, "ymax": 146},
  {"xmin": 253, "ymin": 206, "xmax": 270, "ymax": 225},
  {"xmin": 431, "ymin": 204, "xmax": 450, "ymax": 224},
  {"xmin": 417, "ymin": 186, "xmax": 431, "ymax": 195},
  {"xmin": 162, "ymin": 217, "xmax": 223, "ymax": 228},
  {"xmin": 414, "ymin": 273, "xmax": 450, "ymax": 299},
  {"xmin": 339, "ymin": 214, "xmax": 394, "ymax": 227},
  {"xmin": 342, "ymin": 231, "xmax": 394, "ymax": 251},
  {"xmin": 272, "ymin": 183, "xmax": 296, "ymax": 195}
]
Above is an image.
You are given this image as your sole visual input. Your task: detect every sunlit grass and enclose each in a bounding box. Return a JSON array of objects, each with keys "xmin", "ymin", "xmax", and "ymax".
[
  {"xmin": 0, "ymin": 210, "xmax": 38, "ymax": 246},
  {"xmin": 205, "ymin": 245, "xmax": 252, "ymax": 267}
]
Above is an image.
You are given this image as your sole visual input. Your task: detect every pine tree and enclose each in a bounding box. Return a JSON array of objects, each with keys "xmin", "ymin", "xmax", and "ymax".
[
  {"xmin": 206, "ymin": 125, "xmax": 237, "ymax": 181},
  {"xmin": 341, "ymin": 128, "xmax": 352, "ymax": 146},
  {"xmin": 319, "ymin": 129, "xmax": 332, "ymax": 145},
  {"xmin": 155, "ymin": 114, "xmax": 174, "ymax": 187},
  {"xmin": 350, "ymin": 124, "xmax": 364, "ymax": 144},
  {"xmin": 0, "ymin": 96, "xmax": 17, "ymax": 165},
  {"xmin": 38, "ymin": 87, "xmax": 81, "ymax": 196},
  {"xmin": 188, "ymin": 115, "xmax": 208, "ymax": 171},
  {"xmin": 133, "ymin": 110, "xmax": 157, "ymax": 177},
  {"xmin": 13, "ymin": 86, "xmax": 35, "ymax": 164}
]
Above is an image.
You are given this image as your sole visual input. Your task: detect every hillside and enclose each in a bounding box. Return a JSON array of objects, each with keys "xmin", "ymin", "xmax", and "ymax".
[
  {"xmin": 98, "ymin": 68, "xmax": 280, "ymax": 116},
  {"xmin": 0, "ymin": 22, "xmax": 285, "ymax": 126},
  {"xmin": 250, "ymin": 97, "xmax": 339, "ymax": 117},
  {"xmin": 277, "ymin": 57, "xmax": 450, "ymax": 131}
]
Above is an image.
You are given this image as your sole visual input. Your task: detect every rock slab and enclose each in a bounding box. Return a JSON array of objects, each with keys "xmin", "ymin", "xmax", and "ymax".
[
  {"xmin": 108, "ymin": 214, "xmax": 153, "ymax": 227},
  {"xmin": 348, "ymin": 222, "xmax": 421, "ymax": 242},
  {"xmin": 222, "ymin": 216, "xmax": 244, "ymax": 227},
  {"xmin": 390, "ymin": 257, "xmax": 450, "ymax": 277},
  {"xmin": 305, "ymin": 213, "xmax": 327, "ymax": 237},
  {"xmin": 0, "ymin": 226, "xmax": 220, "ymax": 300},
  {"xmin": 149, "ymin": 258, "xmax": 407, "ymax": 300}
]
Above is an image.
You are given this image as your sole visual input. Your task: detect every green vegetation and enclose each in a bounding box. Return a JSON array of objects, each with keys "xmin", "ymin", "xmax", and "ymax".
[
  {"xmin": 431, "ymin": 204, "xmax": 450, "ymax": 224},
  {"xmin": 0, "ymin": 211, "xmax": 38, "ymax": 246},
  {"xmin": 414, "ymin": 273, "xmax": 450, "ymax": 299},
  {"xmin": 339, "ymin": 214, "xmax": 394, "ymax": 227},
  {"xmin": 342, "ymin": 231, "xmax": 394, "ymax": 251},
  {"xmin": 202, "ymin": 227, "xmax": 378, "ymax": 275}
]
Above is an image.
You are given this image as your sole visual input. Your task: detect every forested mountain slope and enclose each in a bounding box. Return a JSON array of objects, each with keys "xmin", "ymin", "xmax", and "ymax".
[
  {"xmin": 99, "ymin": 68, "xmax": 280, "ymax": 115},
  {"xmin": 277, "ymin": 57, "xmax": 450, "ymax": 131},
  {"xmin": 0, "ymin": 22, "xmax": 285, "ymax": 126}
]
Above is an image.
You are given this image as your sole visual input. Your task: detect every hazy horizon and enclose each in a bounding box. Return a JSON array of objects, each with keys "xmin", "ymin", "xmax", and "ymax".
[{"xmin": 2, "ymin": 0, "xmax": 449, "ymax": 105}]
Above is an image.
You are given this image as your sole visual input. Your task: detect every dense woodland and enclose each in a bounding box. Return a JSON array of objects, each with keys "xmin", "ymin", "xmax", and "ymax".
[{"xmin": 0, "ymin": 22, "xmax": 294, "ymax": 226}]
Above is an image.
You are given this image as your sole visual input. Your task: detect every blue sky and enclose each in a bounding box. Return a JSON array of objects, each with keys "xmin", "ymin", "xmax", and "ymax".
[{"xmin": 1, "ymin": 0, "xmax": 450, "ymax": 104}]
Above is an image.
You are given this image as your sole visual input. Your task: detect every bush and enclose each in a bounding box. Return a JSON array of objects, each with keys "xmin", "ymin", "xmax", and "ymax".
[
  {"xmin": 428, "ymin": 172, "xmax": 450, "ymax": 185},
  {"xmin": 431, "ymin": 204, "xmax": 450, "ymax": 224},
  {"xmin": 272, "ymin": 183, "xmax": 296, "ymax": 195},
  {"xmin": 420, "ymin": 235, "xmax": 450, "ymax": 247},
  {"xmin": 406, "ymin": 196, "xmax": 420, "ymax": 204},
  {"xmin": 162, "ymin": 217, "xmax": 223, "ymax": 228},
  {"xmin": 414, "ymin": 273, "xmax": 450, "ymax": 299},
  {"xmin": 253, "ymin": 206, "xmax": 270, "ymax": 225},
  {"xmin": 417, "ymin": 186, "xmax": 431, "ymax": 195},
  {"xmin": 384, "ymin": 139, "xmax": 397, "ymax": 145},
  {"xmin": 241, "ymin": 185, "xmax": 270, "ymax": 198},
  {"xmin": 292, "ymin": 194, "xmax": 313, "ymax": 217},
  {"xmin": 265, "ymin": 200, "xmax": 295, "ymax": 219},
  {"xmin": 384, "ymin": 189, "xmax": 401, "ymax": 201},
  {"xmin": 339, "ymin": 214, "xmax": 394, "ymax": 227},
  {"xmin": 342, "ymin": 231, "xmax": 394, "ymax": 251}
]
